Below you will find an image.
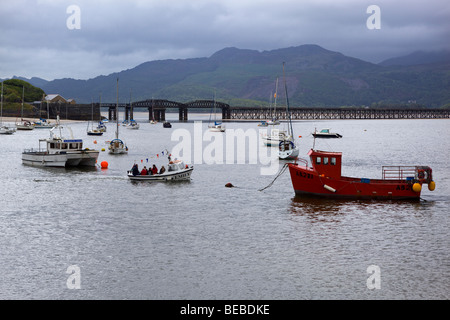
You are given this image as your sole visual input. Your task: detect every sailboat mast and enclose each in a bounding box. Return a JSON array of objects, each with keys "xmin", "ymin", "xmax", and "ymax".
[
  {"xmin": 129, "ymin": 88, "xmax": 133, "ymax": 121},
  {"xmin": 273, "ymin": 78, "xmax": 278, "ymax": 120},
  {"xmin": 21, "ymin": 86, "xmax": 24, "ymax": 119},
  {"xmin": 1, "ymin": 82, "xmax": 3, "ymax": 124},
  {"xmin": 282, "ymin": 62, "xmax": 294, "ymax": 137},
  {"xmin": 116, "ymin": 78, "xmax": 119, "ymax": 139},
  {"xmin": 99, "ymin": 92, "xmax": 102, "ymax": 121}
]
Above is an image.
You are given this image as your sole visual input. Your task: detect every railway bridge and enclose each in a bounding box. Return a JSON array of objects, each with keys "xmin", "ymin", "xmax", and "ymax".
[{"xmin": 103, "ymin": 99, "xmax": 450, "ymax": 121}]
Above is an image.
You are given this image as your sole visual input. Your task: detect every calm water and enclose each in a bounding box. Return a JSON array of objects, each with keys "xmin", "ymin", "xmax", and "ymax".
[{"xmin": 0, "ymin": 113, "xmax": 449, "ymax": 300}]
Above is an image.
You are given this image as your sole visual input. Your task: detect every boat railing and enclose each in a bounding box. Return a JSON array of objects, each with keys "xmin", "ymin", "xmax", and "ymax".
[
  {"xmin": 296, "ymin": 157, "xmax": 309, "ymax": 167},
  {"xmin": 382, "ymin": 166, "xmax": 417, "ymax": 180},
  {"xmin": 23, "ymin": 148, "xmax": 46, "ymax": 154}
]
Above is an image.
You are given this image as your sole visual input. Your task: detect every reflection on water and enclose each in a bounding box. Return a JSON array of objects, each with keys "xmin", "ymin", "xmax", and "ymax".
[{"xmin": 288, "ymin": 195, "xmax": 438, "ymax": 224}]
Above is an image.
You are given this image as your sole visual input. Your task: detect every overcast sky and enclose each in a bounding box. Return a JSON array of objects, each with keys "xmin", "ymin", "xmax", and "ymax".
[{"xmin": 1, "ymin": 0, "xmax": 449, "ymax": 80}]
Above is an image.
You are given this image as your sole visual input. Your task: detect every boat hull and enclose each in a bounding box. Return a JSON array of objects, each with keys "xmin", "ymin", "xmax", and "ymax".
[
  {"xmin": 87, "ymin": 131, "xmax": 103, "ymax": 136},
  {"xmin": 22, "ymin": 150, "xmax": 99, "ymax": 167},
  {"xmin": 288, "ymin": 163, "xmax": 421, "ymax": 200},
  {"xmin": 279, "ymin": 147, "xmax": 299, "ymax": 160},
  {"xmin": 127, "ymin": 167, "xmax": 193, "ymax": 181},
  {"xmin": 0, "ymin": 127, "xmax": 16, "ymax": 134},
  {"xmin": 312, "ymin": 133, "xmax": 342, "ymax": 138}
]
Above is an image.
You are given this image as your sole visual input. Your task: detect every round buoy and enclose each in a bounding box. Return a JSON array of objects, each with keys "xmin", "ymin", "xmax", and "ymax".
[
  {"xmin": 100, "ymin": 161, "xmax": 108, "ymax": 169},
  {"xmin": 101, "ymin": 148, "xmax": 105, "ymax": 152},
  {"xmin": 225, "ymin": 183, "xmax": 234, "ymax": 188},
  {"xmin": 412, "ymin": 183, "xmax": 422, "ymax": 193},
  {"xmin": 428, "ymin": 181, "xmax": 436, "ymax": 191},
  {"xmin": 93, "ymin": 140, "xmax": 97, "ymax": 144}
]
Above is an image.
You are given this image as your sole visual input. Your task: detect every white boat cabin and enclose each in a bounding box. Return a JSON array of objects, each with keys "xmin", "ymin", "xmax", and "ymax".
[{"xmin": 40, "ymin": 138, "xmax": 83, "ymax": 153}]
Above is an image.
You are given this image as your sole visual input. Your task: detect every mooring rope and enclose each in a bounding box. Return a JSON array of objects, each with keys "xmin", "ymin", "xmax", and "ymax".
[{"xmin": 258, "ymin": 162, "xmax": 289, "ymax": 192}]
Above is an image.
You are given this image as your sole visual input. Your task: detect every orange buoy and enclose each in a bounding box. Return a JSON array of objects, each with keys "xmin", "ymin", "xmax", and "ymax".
[
  {"xmin": 100, "ymin": 161, "xmax": 108, "ymax": 169},
  {"xmin": 412, "ymin": 183, "xmax": 422, "ymax": 193}
]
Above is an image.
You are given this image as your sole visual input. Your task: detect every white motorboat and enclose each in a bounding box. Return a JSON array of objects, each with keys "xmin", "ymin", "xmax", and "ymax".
[
  {"xmin": 22, "ymin": 117, "xmax": 99, "ymax": 167},
  {"xmin": 312, "ymin": 128, "xmax": 343, "ymax": 138},
  {"xmin": 127, "ymin": 160, "xmax": 193, "ymax": 181},
  {"xmin": 0, "ymin": 125, "xmax": 16, "ymax": 135}
]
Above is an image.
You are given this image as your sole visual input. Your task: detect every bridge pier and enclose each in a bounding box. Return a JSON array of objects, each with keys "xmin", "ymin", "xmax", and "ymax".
[
  {"xmin": 124, "ymin": 106, "xmax": 133, "ymax": 121},
  {"xmin": 151, "ymin": 109, "xmax": 165, "ymax": 122},
  {"xmin": 222, "ymin": 107, "xmax": 231, "ymax": 120},
  {"xmin": 108, "ymin": 106, "xmax": 117, "ymax": 121},
  {"xmin": 179, "ymin": 107, "xmax": 188, "ymax": 121}
]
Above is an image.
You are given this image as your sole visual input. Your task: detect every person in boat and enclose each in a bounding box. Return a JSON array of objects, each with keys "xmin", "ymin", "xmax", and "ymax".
[
  {"xmin": 131, "ymin": 163, "xmax": 140, "ymax": 176},
  {"xmin": 141, "ymin": 166, "xmax": 148, "ymax": 175},
  {"xmin": 159, "ymin": 166, "xmax": 166, "ymax": 174},
  {"xmin": 151, "ymin": 164, "xmax": 158, "ymax": 175}
]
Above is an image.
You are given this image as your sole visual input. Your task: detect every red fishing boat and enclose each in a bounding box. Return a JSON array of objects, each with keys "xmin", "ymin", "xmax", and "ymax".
[{"xmin": 288, "ymin": 149, "xmax": 436, "ymax": 200}]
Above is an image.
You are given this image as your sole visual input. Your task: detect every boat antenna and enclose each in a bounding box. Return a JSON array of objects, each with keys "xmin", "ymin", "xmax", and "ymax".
[{"xmin": 313, "ymin": 127, "xmax": 316, "ymax": 149}]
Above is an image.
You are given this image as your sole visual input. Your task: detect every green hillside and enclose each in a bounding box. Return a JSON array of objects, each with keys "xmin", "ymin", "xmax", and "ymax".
[
  {"xmin": 17, "ymin": 45, "xmax": 450, "ymax": 107},
  {"xmin": 1, "ymin": 79, "xmax": 45, "ymax": 114}
]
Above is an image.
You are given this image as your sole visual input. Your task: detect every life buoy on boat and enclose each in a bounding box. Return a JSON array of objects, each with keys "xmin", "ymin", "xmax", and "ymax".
[{"xmin": 417, "ymin": 169, "xmax": 428, "ymax": 181}]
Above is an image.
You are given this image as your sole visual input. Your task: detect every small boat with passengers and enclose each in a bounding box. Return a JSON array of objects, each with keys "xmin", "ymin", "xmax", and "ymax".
[
  {"xmin": 288, "ymin": 149, "xmax": 435, "ymax": 200},
  {"xmin": 127, "ymin": 159, "xmax": 193, "ymax": 181}
]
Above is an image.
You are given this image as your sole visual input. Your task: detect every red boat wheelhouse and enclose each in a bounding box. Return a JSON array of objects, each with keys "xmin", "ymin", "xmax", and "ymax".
[{"xmin": 288, "ymin": 149, "xmax": 435, "ymax": 200}]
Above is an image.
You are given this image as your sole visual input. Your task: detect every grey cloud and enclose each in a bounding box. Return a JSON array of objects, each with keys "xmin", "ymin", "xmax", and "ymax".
[{"xmin": 1, "ymin": 0, "xmax": 449, "ymax": 80}]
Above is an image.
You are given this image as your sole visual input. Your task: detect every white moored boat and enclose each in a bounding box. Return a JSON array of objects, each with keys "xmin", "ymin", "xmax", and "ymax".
[
  {"xmin": 262, "ymin": 128, "xmax": 293, "ymax": 146},
  {"xmin": 22, "ymin": 117, "xmax": 99, "ymax": 167},
  {"xmin": 278, "ymin": 62, "xmax": 300, "ymax": 160},
  {"xmin": 127, "ymin": 160, "xmax": 193, "ymax": 181},
  {"xmin": 0, "ymin": 82, "xmax": 16, "ymax": 134}
]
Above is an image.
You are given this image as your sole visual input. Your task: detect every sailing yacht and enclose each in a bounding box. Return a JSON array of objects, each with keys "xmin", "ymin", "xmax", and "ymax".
[
  {"xmin": 267, "ymin": 78, "xmax": 280, "ymax": 125},
  {"xmin": 15, "ymin": 86, "xmax": 35, "ymax": 130},
  {"xmin": 208, "ymin": 93, "xmax": 225, "ymax": 132},
  {"xmin": 87, "ymin": 101, "xmax": 103, "ymax": 136},
  {"xmin": 125, "ymin": 90, "xmax": 139, "ymax": 130},
  {"xmin": 109, "ymin": 79, "xmax": 128, "ymax": 154},
  {"xmin": 262, "ymin": 77, "xmax": 291, "ymax": 146},
  {"xmin": 0, "ymin": 82, "xmax": 16, "ymax": 135},
  {"xmin": 278, "ymin": 62, "xmax": 299, "ymax": 160}
]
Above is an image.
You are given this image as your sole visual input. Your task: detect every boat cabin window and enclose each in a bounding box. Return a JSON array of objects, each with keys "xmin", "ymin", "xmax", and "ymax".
[
  {"xmin": 61, "ymin": 143, "xmax": 68, "ymax": 149},
  {"xmin": 50, "ymin": 143, "xmax": 56, "ymax": 148},
  {"xmin": 70, "ymin": 143, "xmax": 78, "ymax": 149},
  {"xmin": 315, "ymin": 156, "xmax": 336, "ymax": 166}
]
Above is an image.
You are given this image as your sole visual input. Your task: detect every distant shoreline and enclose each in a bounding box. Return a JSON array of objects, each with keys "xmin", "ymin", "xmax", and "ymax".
[{"xmin": 0, "ymin": 116, "xmax": 82, "ymax": 124}]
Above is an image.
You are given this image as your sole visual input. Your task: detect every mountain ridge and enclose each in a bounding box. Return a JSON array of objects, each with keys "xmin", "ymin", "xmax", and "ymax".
[{"xmin": 6, "ymin": 45, "xmax": 450, "ymax": 107}]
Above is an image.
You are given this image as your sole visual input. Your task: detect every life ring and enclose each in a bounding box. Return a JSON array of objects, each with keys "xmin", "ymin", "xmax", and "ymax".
[
  {"xmin": 417, "ymin": 170, "xmax": 427, "ymax": 180},
  {"xmin": 418, "ymin": 170, "xmax": 424, "ymax": 179}
]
